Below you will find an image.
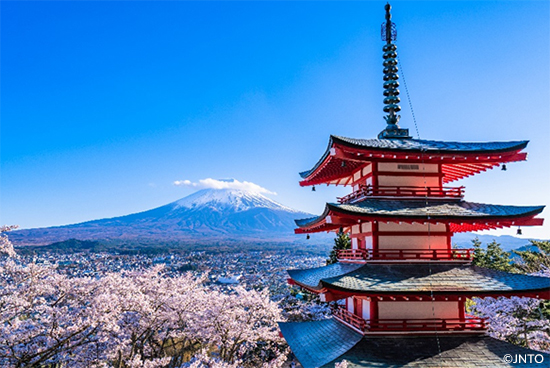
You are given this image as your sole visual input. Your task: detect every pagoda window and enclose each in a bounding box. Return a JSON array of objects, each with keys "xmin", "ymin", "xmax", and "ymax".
[
  {"xmin": 362, "ymin": 164, "xmax": 372, "ymax": 176},
  {"xmin": 353, "ymin": 170, "xmax": 362, "ymax": 183},
  {"xmin": 362, "ymin": 299, "xmax": 371, "ymax": 320},
  {"xmin": 377, "ymin": 301, "xmax": 460, "ymax": 320},
  {"xmin": 363, "ymin": 236, "xmax": 373, "ymax": 250},
  {"xmin": 346, "ymin": 297, "xmax": 354, "ymax": 313},
  {"xmin": 365, "ymin": 176, "xmax": 373, "ymax": 187},
  {"xmin": 351, "ymin": 164, "xmax": 373, "ymax": 189},
  {"xmin": 350, "ymin": 223, "xmax": 372, "ymax": 251}
]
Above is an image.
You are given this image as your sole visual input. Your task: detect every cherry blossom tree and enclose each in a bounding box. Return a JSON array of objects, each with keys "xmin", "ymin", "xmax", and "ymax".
[
  {"xmin": 469, "ymin": 239, "xmax": 550, "ymax": 353},
  {"xmin": 0, "ymin": 227, "xmax": 286, "ymax": 368},
  {"xmin": 0, "ymin": 225, "xmax": 18, "ymax": 257},
  {"xmin": 470, "ymin": 296, "xmax": 550, "ymax": 352},
  {"xmin": 280, "ymin": 294, "xmax": 331, "ymax": 322},
  {"xmin": 334, "ymin": 360, "xmax": 349, "ymax": 368}
]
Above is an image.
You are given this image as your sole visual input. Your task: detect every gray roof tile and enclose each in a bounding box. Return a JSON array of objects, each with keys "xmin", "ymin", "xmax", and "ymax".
[
  {"xmin": 289, "ymin": 263, "xmax": 550, "ymax": 295},
  {"xmin": 288, "ymin": 263, "xmax": 364, "ymax": 290},
  {"xmin": 333, "ymin": 136, "xmax": 528, "ymax": 153},
  {"xmin": 279, "ymin": 319, "xmax": 363, "ymax": 368},
  {"xmin": 280, "ymin": 319, "xmax": 550, "ymax": 368},
  {"xmin": 296, "ymin": 199, "xmax": 544, "ymax": 228},
  {"xmin": 300, "ymin": 135, "xmax": 528, "ymax": 179},
  {"xmin": 323, "ymin": 334, "xmax": 550, "ymax": 367}
]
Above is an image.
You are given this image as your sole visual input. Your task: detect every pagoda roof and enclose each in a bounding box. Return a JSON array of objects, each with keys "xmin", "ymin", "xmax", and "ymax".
[
  {"xmin": 278, "ymin": 319, "xmax": 363, "ymax": 368},
  {"xmin": 288, "ymin": 263, "xmax": 550, "ymax": 298},
  {"xmin": 295, "ymin": 199, "xmax": 544, "ymax": 233},
  {"xmin": 279, "ymin": 318, "xmax": 550, "ymax": 368},
  {"xmin": 332, "ymin": 136, "xmax": 527, "ymax": 156},
  {"xmin": 300, "ymin": 135, "xmax": 529, "ymax": 186}
]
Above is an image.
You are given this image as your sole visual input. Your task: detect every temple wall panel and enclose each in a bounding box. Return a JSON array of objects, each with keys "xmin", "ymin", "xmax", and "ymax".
[
  {"xmin": 378, "ymin": 222, "xmax": 447, "ymax": 232},
  {"xmin": 361, "ymin": 223, "xmax": 373, "ymax": 232},
  {"xmin": 352, "ymin": 225, "xmax": 361, "ymax": 234},
  {"xmin": 377, "ymin": 162, "xmax": 439, "ymax": 173},
  {"xmin": 378, "ymin": 235, "xmax": 448, "ymax": 249},
  {"xmin": 377, "ymin": 175, "xmax": 439, "ymax": 187},
  {"xmin": 377, "ymin": 301, "xmax": 460, "ymax": 320}
]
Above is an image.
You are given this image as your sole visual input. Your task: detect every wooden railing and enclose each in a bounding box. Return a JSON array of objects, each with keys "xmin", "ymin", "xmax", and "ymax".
[
  {"xmin": 333, "ymin": 307, "xmax": 487, "ymax": 333},
  {"xmin": 368, "ymin": 317, "xmax": 487, "ymax": 332},
  {"xmin": 332, "ymin": 306, "xmax": 367, "ymax": 331},
  {"xmin": 337, "ymin": 248, "xmax": 473, "ymax": 261},
  {"xmin": 338, "ymin": 185, "xmax": 465, "ymax": 203}
]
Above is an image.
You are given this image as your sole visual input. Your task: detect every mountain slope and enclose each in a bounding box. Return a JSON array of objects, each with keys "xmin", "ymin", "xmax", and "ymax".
[{"xmin": 11, "ymin": 188, "xmax": 312, "ymax": 246}]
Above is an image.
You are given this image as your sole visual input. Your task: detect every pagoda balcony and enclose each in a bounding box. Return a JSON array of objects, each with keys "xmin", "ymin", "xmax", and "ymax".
[
  {"xmin": 337, "ymin": 248, "xmax": 474, "ymax": 263},
  {"xmin": 337, "ymin": 185, "xmax": 465, "ymax": 204},
  {"xmin": 333, "ymin": 307, "xmax": 487, "ymax": 335}
]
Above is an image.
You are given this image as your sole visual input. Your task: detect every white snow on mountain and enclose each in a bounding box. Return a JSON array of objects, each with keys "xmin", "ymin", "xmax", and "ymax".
[
  {"xmin": 174, "ymin": 188, "xmax": 299, "ymax": 213},
  {"xmin": 10, "ymin": 181, "xmax": 312, "ymax": 245},
  {"xmin": 173, "ymin": 178, "xmax": 276, "ymax": 195}
]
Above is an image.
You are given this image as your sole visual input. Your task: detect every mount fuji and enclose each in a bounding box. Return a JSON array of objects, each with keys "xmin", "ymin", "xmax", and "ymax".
[{"xmin": 11, "ymin": 187, "xmax": 314, "ymax": 247}]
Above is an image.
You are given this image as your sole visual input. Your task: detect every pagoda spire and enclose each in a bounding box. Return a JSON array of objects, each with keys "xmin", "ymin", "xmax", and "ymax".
[{"xmin": 378, "ymin": 3, "xmax": 411, "ymax": 139}]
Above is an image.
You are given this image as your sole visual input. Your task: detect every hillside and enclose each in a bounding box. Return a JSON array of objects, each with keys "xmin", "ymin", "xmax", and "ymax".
[{"xmin": 10, "ymin": 186, "xmax": 325, "ymax": 247}]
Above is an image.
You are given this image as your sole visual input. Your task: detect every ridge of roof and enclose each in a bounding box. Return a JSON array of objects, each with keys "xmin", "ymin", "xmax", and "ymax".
[
  {"xmin": 300, "ymin": 135, "xmax": 529, "ymax": 180},
  {"xmin": 294, "ymin": 200, "xmax": 545, "ymax": 229},
  {"xmin": 280, "ymin": 319, "xmax": 550, "ymax": 368},
  {"xmin": 288, "ymin": 262, "xmax": 550, "ymax": 295},
  {"xmin": 332, "ymin": 135, "xmax": 529, "ymax": 153}
]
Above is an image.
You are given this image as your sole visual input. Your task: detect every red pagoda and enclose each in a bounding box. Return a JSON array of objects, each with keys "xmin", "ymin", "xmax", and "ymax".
[{"xmin": 279, "ymin": 4, "xmax": 550, "ymax": 367}]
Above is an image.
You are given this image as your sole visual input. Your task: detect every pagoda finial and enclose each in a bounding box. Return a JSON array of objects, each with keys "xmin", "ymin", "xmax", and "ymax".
[{"xmin": 378, "ymin": 3, "xmax": 410, "ymax": 139}]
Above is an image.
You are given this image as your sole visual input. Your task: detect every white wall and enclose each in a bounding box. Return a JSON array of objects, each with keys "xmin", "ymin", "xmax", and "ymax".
[
  {"xmin": 361, "ymin": 223, "xmax": 373, "ymax": 232},
  {"xmin": 378, "ymin": 235, "xmax": 448, "ymax": 249},
  {"xmin": 378, "ymin": 222, "xmax": 446, "ymax": 232},
  {"xmin": 377, "ymin": 175, "xmax": 439, "ymax": 187},
  {"xmin": 378, "ymin": 162, "xmax": 439, "ymax": 173},
  {"xmin": 377, "ymin": 301, "xmax": 460, "ymax": 320}
]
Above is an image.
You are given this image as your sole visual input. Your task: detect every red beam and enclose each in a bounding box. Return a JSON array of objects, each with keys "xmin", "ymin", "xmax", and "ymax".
[{"xmin": 300, "ymin": 142, "xmax": 528, "ymax": 187}]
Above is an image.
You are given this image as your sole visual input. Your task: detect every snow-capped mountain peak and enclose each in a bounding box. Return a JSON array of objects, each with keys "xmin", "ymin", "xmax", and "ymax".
[
  {"xmin": 10, "ymin": 181, "xmax": 313, "ymax": 246},
  {"xmin": 173, "ymin": 188, "xmax": 299, "ymax": 213}
]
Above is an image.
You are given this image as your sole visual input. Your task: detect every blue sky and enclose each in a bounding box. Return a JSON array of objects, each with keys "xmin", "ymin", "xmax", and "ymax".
[{"xmin": 1, "ymin": 1, "xmax": 549, "ymax": 239}]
